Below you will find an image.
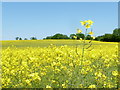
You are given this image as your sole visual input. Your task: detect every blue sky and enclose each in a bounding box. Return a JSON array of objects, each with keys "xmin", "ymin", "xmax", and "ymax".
[{"xmin": 2, "ymin": 2, "xmax": 118, "ymax": 40}]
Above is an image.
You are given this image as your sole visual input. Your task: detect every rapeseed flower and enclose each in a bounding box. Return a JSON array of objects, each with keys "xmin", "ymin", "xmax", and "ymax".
[
  {"xmin": 91, "ymin": 36, "xmax": 95, "ymax": 39},
  {"xmin": 46, "ymin": 85, "xmax": 52, "ymax": 88},
  {"xmin": 80, "ymin": 38, "xmax": 82, "ymax": 40},
  {"xmin": 112, "ymin": 70, "xmax": 118, "ymax": 76},
  {"xmin": 89, "ymin": 31, "xmax": 94, "ymax": 35},
  {"xmin": 87, "ymin": 20, "xmax": 94, "ymax": 25},
  {"xmin": 85, "ymin": 24, "xmax": 91, "ymax": 28},
  {"xmin": 73, "ymin": 36, "xmax": 77, "ymax": 39},
  {"xmin": 77, "ymin": 29, "xmax": 82, "ymax": 33},
  {"xmin": 80, "ymin": 21, "xmax": 87, "ymax": 26},
  {"xmin": 88, "ymin": 85, "xmax": 96, "ymax": 88}
]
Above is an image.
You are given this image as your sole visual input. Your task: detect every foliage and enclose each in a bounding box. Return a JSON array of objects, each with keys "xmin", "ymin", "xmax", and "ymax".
[
  {"xmin": 86, "ymin": 35, "xmax": 92, "ymax": 40},
  {"xmin": 95, "ymin": 33, "xmax": 120, "ymax": 42},
  {"xmin": 45, "ymin": 36, "xmax": 53, "ymax": 39},
  {"xmin": 113, "ymin": 28, "xmax": 120, "ymax": 36},
  {"xmin": 76, "ymin": 33, "xmax": 85, "ymax": 39},
  {"xmin": 24, "ymin": 38, "xmax": 28, "ymax": 40},
  {"xmin": 70, "ymin": 34, "xmax": 76, "ymax": 39},
  {"xmin": 15, "ymin": 28, "xmax": 120, "ymax": 42},
  {"xmin": 95, "ymin": 36, "xmax": 104, "ymax": 41},
  {"xmin": 45, "ymin": 33, "xmax": 70, "ymax": 39},
  {"xmin": 19, "ymin": 38, "xmax": 22, "ymax": 40},
  {"xmin": 15, "ymin": 37, "xmax": 19, "ymax": 40},
  {"xmin": 30, "ymin": 37, "xmax": 37, "ymax": 40}
]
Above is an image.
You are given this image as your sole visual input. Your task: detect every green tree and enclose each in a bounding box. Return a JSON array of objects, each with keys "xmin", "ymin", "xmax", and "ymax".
[
  {"xmin": 30, "ymin": 37, "xmax": 37, "ymax": 40},
  {"xmin": 46, "ymin": 36, "xmax": 52, "ymax": 39},
  {"xmin": 86, "ymin": 35, "xmax": 92, "ymax": 40},
  {"xmin": 76, "ymin": 33, "xmax": 85, "ymax": 39},
  {"xmin": 111, "ymin": 34, "xmax": 120, "ymax": 42},
  {"xmin": 15, "ymin": 37, "xmax": 19, "ymax": 40},
  {"xmin": 70, "ymin": 34, "xmax": 76, "ymax": 39},
  {"xmin": 102, "ymin": 34, "xmax": 113, "ymax": 42},
  {"xmin": 24, "ymin": 38, "xmax": 28, "ymax": 40},
  {"xmin": 19, "ymin": 37, "xmax": 22, "ymax": 40},
  {"xmin": 113, "ymin": 28, "xmax": 120, "ymax": 36},
  {"xmin": 51, "ymin": 33, "xmax": 69, "ymax": 39},
  {"xmin": 62, "ymin": 35, "xmax": 70, "ymax": 39},
  {"xmin": 95, "ymin": 35, "xmax": 104, "ymax": 41}
]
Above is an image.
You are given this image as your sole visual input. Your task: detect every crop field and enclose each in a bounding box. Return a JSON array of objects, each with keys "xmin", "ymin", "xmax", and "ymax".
[{"xmin": 1, "ymin": 40, "xmax": 119, "ymax": 88}]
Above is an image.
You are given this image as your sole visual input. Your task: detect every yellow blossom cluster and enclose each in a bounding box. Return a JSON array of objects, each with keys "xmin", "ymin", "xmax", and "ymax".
[
  {"xmin": 80, "ymin": 20, "xmax": 94, "ymax": 28},
  {"xmin": 1, "ymin": 41, "xmax": 119, "ymax": 88},
  {"xmin": 73, "ymin": 20, "xmax": 95, "ymax": 40}
]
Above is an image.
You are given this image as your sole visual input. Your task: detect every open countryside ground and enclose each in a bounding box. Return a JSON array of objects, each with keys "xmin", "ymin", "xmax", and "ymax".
[
  {"xmin": 1, "ymin": 40, "xmax": 118, "ymax": 48},
  {"xmin": 1, "ymin": 40, "xmax": 119, "ymax": 88}
]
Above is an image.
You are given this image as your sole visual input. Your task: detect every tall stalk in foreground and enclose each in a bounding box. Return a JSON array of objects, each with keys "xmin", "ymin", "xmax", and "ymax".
[
  {"xmin": 73, "ymin": 20, "xmax": 95, "ymax": 59},
  {"xmin": 71, "ymin": 20, "xmax": 95, "ymax": 87}
]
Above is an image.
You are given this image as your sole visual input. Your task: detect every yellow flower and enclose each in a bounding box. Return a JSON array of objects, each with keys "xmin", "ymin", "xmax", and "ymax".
[
  {"xmin": 52, "ymin": 80, "xmax": 56, "ymax": 83},
  {"xmin": 91, "ymin": 36, "xmax": 95, "ymax": 39},
  {"xmin": 80, "ymin": 21, "xmax": 87, "ymax": 26},
  {"xmin": 89, "ymin": 31, "xmax": 94, "ymax": 35},
  {"xmin": 69, "ymin": 63, "xmax": 73, "ymax": 67},
  {"xmin": 73, "ymin": 36, "xmax": 77, "ymax": 39},
  {"xmin": 80, "ymin": 38, "xmax": 82, "ymax": 40},
  {"xmin": 102, "ymin": 74, "xmax": 107, "ymax": 80},
  {"xmin": 46, "ymin": 85, "xmax": 52, "ymax": 88},
  {"xmin": 79, "ymin": 84, "xmax": 83, "ymax": 88},
  {"xmin": 62, "ymin": 83, "xmax": 66, "ymax": 88},
  {"xmin": 87, "ymin": 20, "xmax": 94, "ymax": 25},
  {"xmin": 85, "ymin": 24, "xmax": 91, "ymax": 28},
  {"xmin": 81, "ymin": 69, "xmax": 88, "ymax": 74},
  {"xmin": 88, "ymin": 85, "xmax": 96, "ymax": 88},
  {"xmin": 41, "ymin": 72, "xmax": 46, "ymax": 76},
  {"xmin": 25, "ymin": 79, "xmax": 31, "ymax": 85},
  {"xmin": 29, "ymin": 73, "xmax": 41, "ymax": 80},
  {"xmin": 22, "ymin": 61, "xmax": 28, "ymax": 66},
  {"xmin": 95, "ymin": 72, "xmax": 103, "ymax": 77},
  {"xmin": 77, "ymin": 29, "xmax": 82, "ymax": 33},
  {"xmin": 112, "ymin": 70, "xmax": 118, "ymax": 76},
  {"xmin": 107, "ymin": 83, "xmax": 114, "ymax": 88},
  {"xmin": 80, "ymin": 20, "xmax": 94, "ymax": 26}
]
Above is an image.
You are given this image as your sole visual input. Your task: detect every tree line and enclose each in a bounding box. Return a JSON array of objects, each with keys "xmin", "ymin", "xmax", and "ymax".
[
  {"xmin": 95, "ymin": 28, "xmax": 120, "ymax": 42},
  {"xmin": 15, "ymin": 37, "xmax": 37, "ymax": 40},
  {"xmin": 15, "ymin": 28, "xmax": 120, "ymax": 42}
]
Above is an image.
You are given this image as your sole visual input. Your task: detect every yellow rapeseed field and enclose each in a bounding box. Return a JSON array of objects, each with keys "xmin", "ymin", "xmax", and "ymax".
[{"xmin": 1, "ymin": 40, "xmax": 119, "ymax": 88}]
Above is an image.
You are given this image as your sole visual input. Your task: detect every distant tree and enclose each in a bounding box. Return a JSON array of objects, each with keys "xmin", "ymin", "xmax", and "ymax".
[
  {"xmin": 46, "ymin": 36, "xmax": 52, "ymax": 39},
  {"xmin": 102, "ymin": 34, "xmax": 113, "ymax": 42},
  {"xmin": 93, "ymin": 28, "xmax": 120, "ymax": 42},
  {"xmin": 19, "ymin": 37, "xmax": 22, "ymax": 40},
  {"xmin": 24, "ymin": 38, "xmax": 28, "ymax": 40},
  {"xmin": 30, "ymin": 37, "xmax": 37, "ymax": 40},
  {"xmin": 51, "ymin": 33, "xmax": 70, "ymax": 39},
  {"xmin": 95, "ymin": 34, "xmax": 120, "ymax": 42},
  {"xmin": 62, "ymin": 35, "xmax": 70, "ymax": 39},
  {"xmin": 113, "ymin": 28, "xmax": 120, "ymax": 36},
  {"xmin": 95, "ymin": 35, "xmax": 104, "ymax": 41},
  {"xmin": 51, "ymin": 33, "xmax": 61, "ymax": 39},
  {"xmin": 86, "ymin": 35, "xmax": 92, "ymax": 40},
  {"xmin": 76, "ymin": 33, "xmax": 85, "ymax": 39},
  {"xmin": 15, "ymin": 37, "xmax": 19, "ymax": 40},
  {"xmin": 111, "ymin": 34, "xmax": 120, "ymax": 42},
  {"xmin": 70, "ymin": 34, "xmax": 76, "ymax": 39}
]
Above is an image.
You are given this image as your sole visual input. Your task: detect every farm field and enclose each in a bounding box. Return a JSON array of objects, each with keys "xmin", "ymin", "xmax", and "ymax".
[
  {"xmin": 1, "ymin": 40, "xmax": 119, "ymax": 88},
  {"xmin": 1, "ymin": 40, "xmax": 118, "ymax": 48}
]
